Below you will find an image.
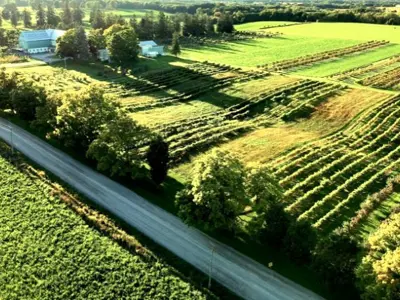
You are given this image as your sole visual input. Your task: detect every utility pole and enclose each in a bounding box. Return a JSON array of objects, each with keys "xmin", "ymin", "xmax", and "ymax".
[
  {"xmin": 208, "ymin": 245, "xmax": 216, "ymax": 289},
  {"xmin": 9, "ymin": 121, "xmax": 14, "ymax": 156}
]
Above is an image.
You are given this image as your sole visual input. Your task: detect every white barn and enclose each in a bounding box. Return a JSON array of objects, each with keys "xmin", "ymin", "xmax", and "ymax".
[{"xmin": 139, "ymin": 41, "xmax": 164, "ymax": 57}]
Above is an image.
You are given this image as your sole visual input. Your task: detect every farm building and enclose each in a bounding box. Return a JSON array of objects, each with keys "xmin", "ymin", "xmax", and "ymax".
[
  {"xmin": 19, "ymin": 29, "xmax": 66, "ymax": 54},
  {"xmin": 139, "ymin": 41, "xmax": 164, "ymax": 57}
]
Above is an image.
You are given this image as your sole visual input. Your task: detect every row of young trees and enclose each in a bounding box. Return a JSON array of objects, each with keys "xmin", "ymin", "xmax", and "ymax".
[
  {"xmin": 1, "ymin": 0, "xmax": 84, "ymax": 29},
  {"xmin": 174, "ymin": 149, "xmax": 363, "ymax": 295},
  {"xmin": 0, "ymin": 68, "xmax": 169, "ymax": 186}
]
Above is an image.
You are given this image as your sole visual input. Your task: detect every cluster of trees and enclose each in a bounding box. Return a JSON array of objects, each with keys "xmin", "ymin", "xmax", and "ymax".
[
  {"xmin": 0, "ymin": 28, "xmax": 19, "ymax": 49},
  {"xmin": 356, "ymin": 211, "xmax": 400, "ymax": 299},
  {"xmin": 175, "ymin": 149, "xmax": 362, "ymax": 294},
  {"xmin": 1, "ymin": 0, "xmax": 84, "ymax": 29},
  {"xmin": 89, "ymin": 10, "xmax": 234, "ymax": 40},
  {"xmin": 0, "ymin": 68, "xmax": 169, "ymax": 186},
  {"xmin": 56, "ymin": 23, "xmax": 139, "ymax": 63}
]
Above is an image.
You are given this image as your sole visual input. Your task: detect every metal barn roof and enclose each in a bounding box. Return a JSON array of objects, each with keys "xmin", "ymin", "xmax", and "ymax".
[
  {"xmin": 20, "ymin": 29, "xmax": 66, "ymax": 42},
  {"xmin": 139, "ymin": 40, "xmax": 158, "ymax": 47}
]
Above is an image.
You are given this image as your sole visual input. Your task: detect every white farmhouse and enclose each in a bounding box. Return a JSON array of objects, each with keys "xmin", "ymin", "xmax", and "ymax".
[
  {"xmin": 139, "ymin": 41, "xmax": 164, "ymax": 58},
  {"xmin": 19, "ymin": 29, "xmax": 66, "ymax": 54}
]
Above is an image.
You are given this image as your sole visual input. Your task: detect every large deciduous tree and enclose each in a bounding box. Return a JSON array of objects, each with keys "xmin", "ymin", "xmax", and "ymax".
[
  {"xmin": 246, "ymin": 164, "xmax": 288, "ymax": 246},
  {"xmin": 88, "ymin": 29, "xmax": 106, "ymax": 55},
  {"xmin": 284, "ymin": 220, "xmax": 317, "ymax": 264},
  {"xmin": 56, "ymin": 27, "xmax": 90, "ymax": 60},
  {"xmin": 216, "ymin": 13, "xmax": 234, "ymax": 33},
  {"xmin": 10, "ymin": 80, "xmax": 46, "ymax": 121},
  {"xmin": 87, "ymin": 114, "xmax": 152, "ymax": 178},
  {"xmin": 107, "ymin": 29, "xmax": 138, "ymax": 64},
  {"xmin": 356, "ymin": 212, "xmax": 400, "ymax": 299},
  {"xmin": 175, "ymin": 149, "xmax": 247, "ymax": 231},
  {"xmin": 51, "ymin": 84, "xmax": 119, "ymax": 150},
  {"xmin": 312, "ymin": 231, "xmax": 360, "ymax": 290}
]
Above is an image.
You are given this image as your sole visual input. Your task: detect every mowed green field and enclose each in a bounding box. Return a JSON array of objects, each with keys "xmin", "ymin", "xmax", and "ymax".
[
  {"xmin": 0, "ymin": 145, "xmax": 206, "ymax": 299},
  {"xmin": 181, "ymin": 22, "xmax": 400, "ymax": 70},
  {"xmin": 294, "ymin": 43, "xmax": 400, "ymax": 77},
  {"xmin": 180, "ymin": 36, "xmax": 359, "ymax": 68},
  {"xmin": 259, "ymin": 22, "xmax": 400, "ymax": 44},
  {"xmin": 234, "ymin": 21, "xmax": 299, "ymax": 31}
]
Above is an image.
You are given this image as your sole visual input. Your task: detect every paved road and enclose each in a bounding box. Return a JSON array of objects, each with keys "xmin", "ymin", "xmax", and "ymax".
[{"xmin": 0, "ymin": 118, "xmax": 323, "ymax": 300}]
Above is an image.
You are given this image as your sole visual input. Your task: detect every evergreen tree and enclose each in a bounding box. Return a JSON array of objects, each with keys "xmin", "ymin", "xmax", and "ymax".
[
  {"xmin": 170, "ymin": 31, "xmax": 181, "ymax": 56},
  {"xmin": 47, "ymin": 4, "xmax": 60, "ymax": 27},
  {"xmin": 61, "ymin": 0, "xmax": 73, "ymax": 28},
  {"xmin": 10, "ymin": 9, "xmax": 18, "ymax": 27},
  {"xmin": 23, "ymin": 9, "xmax": 32, "ymax": 28},
  {"xmin": 91, "ymin": 8, "xmax": 106, "ymax": 30},
  {"xmin": 216, "ymin": 13, "xmax": 234, "ymax": 33},
  {"xmin": 36, "ymin": 3, "xmax": 46, "ymax": 27},
  {"xmin": 156, "ymin": 11, "xmax": 168, "ymax": 39},
  {"xmin": 72, "ymin": 7, "xmax": 84, "ymax": 25},
  {"xmin": 75, "ymin": 26, "xmax": 90, "ymax": 60},
  {"xmin": 146, "ymin": 137, "xmax": 169, "ymax": 185}
]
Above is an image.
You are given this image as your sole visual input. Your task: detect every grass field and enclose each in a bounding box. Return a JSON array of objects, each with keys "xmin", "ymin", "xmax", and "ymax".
[
  {"xmin": 294, "ymin": 44, "xmax": 400, "ymax": 77},
  {"xmin": 257, "ymin": 22, "xmax": 400, "ymax": 44},
  {"xmin": 180, "ymin": 36, "xmax": 359, "ymax": 67}
]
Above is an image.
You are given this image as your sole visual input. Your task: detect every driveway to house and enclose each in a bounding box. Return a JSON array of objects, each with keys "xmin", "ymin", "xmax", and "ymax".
[
  {"xmin": 0, "ymin": 61, "xmax": 46, "ymax": 68},
  {"xmin": 0, "ymin": 118, "xmax": 323, "ymax": 300}
]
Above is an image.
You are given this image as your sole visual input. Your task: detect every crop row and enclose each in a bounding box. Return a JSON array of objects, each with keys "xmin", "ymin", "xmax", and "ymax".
[
  {"xmin": 261, "ymin": 40, "xmax": 389, "ymax": 71},
  {"xmin": 284, "ymin": 115, "xmax": 400, "ymax": 201},
  {"xmin": 286, "ymin": 119, "xmax": 400, "ymax": 217},
  {"xmin": 330, "ymin": 55, "xmax": 400, "ymax": 80},
  {"xmin": 279, "ymin": 101, "xmax": 400, "ymax": 182},
  {"xmin": 298, "ymin": 136, "xmax": 400, "ymax": 226},
  {"xmin": 108, "ymin": 62, "xmax": 243, "ymax": 98},
  {"xmin": 169, "ymin": 121, "xmax": 253, "ymax": 165},
  {"xmin": 272, "ymin": 94, "xmax": 400, "ymax": 175},
  {"xmin": 360, "ymin": 66, "xmax": 400, "ymax": 90}
]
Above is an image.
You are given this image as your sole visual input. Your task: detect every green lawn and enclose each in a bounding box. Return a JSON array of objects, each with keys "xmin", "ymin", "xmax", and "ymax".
[
  {"xmin": 180, "ymin": 36, "xmax": 360, "ymax": 68},
  {"xmin": 0, "ymin": 143, "xmax": 206, "ymax": 299},
  {"xmin": 293, "ymin": 44, "xmax": 400, "ymax": 77}
]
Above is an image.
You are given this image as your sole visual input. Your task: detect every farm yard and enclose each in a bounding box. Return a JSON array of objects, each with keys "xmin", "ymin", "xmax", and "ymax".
[{"xmin": 2, "ymin": 17, "xmax": 400, "ymax": 300}]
